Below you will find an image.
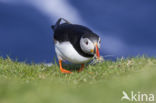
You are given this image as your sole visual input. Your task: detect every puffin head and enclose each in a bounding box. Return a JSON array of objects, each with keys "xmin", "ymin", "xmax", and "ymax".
[{"xmin": 80, "ymin": 33, "xmax": 101, "ymax": 59}]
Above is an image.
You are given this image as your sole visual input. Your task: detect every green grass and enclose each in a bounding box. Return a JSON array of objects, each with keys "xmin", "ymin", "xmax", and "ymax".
[{"xmin": 0, "ymin": 56, "xmax": 156, "ymax": 103}]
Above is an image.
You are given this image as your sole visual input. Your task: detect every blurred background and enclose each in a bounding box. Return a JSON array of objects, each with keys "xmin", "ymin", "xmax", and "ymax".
[{"xmin": 0, "ymin": 0, "xmax": 156, "ymax": 63}]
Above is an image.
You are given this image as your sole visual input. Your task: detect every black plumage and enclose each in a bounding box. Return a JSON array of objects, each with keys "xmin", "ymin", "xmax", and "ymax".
[{"xmin": 52, "ymin": 18, "xmax": 99, "ymax": 58}]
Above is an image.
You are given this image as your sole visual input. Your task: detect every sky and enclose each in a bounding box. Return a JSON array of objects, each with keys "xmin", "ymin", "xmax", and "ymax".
[{"xmin": 0, "ymin": 0, "xmax": 156, "ymax": 63}]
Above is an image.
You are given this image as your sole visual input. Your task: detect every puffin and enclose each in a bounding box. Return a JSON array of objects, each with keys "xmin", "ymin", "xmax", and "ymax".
[{"xmin": 51, "ymin": 18, "xmax": 101, "ymax": 73}]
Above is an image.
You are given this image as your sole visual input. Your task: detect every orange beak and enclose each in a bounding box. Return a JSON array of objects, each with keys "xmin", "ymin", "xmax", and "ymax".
[{"xmin": 96, "ymin": 44, "xmax": 100, "ymax": 59}]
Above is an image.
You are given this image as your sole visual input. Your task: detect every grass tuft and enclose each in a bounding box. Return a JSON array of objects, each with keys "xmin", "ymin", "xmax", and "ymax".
[{"xmin": 0, "ymin": 56, "xmax": 156, "ymax": 103}]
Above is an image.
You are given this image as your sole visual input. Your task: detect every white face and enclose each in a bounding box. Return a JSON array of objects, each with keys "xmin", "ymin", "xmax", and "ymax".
[
  {"xmin": 97, "ymin": 38, "xmax": 101, "ymax": 48},
  {"xmin": 80, "ymin": 37, "xmax": 101, "ymax": 54},
  {"xmin": 80, "ymin": 38, "xmax": 94, "ymax": 54}
]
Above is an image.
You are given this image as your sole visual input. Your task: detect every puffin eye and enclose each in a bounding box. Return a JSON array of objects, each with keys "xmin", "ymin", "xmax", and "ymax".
[{"xmin": 85, "ymin": 41, "xmax": 88, "ymax": 45}]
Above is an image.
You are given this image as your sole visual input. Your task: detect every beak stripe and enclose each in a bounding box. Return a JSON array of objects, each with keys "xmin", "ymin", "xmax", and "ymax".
[{"xmin": 96, "ymin": 44, "xmax": 100, "ymax": 58}]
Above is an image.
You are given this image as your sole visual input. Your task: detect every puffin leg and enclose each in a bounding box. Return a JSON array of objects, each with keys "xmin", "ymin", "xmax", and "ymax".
[
  {"xmin": 78, "ymin": 64, "xmax": 84, "ymax": 72},
  {"xmin": 59, "ymin": 60, "xmax": 72, "ymax": 73}
]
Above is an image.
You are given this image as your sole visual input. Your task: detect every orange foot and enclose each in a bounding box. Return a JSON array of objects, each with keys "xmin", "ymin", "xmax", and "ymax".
[
  {"xmin": 78, "ymin": 64, "xmax": 84, "ymax": 72},
  {"xmin": 59, "ymin": 60, "xmax": 72, "ymax": 73}
]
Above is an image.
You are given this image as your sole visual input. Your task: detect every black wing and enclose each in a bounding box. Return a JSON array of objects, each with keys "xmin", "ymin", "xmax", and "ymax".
[
  {"xmin": 53, "ymin": 23, "xmax": 94, "ymax": 57},
  {"xmin": 53, "ymin": 23, "xmax": 93, "ymax": 42}
]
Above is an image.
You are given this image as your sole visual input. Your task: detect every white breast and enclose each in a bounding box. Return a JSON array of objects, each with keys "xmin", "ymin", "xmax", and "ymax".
[{"xmin": 55, "ymin": 41, "xmax": 92, "ymax": 64}]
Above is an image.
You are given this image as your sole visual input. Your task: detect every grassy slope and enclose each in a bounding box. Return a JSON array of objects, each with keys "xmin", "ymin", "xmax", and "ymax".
[{"xmin": 0, "ymin": 57, "xmax": 156, "ymax": 103}]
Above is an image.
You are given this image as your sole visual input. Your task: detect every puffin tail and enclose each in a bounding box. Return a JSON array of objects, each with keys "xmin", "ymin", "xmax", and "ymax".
[{"xmin": 51, "ymin": 18, "xmax": 71, "ymax": 31}]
